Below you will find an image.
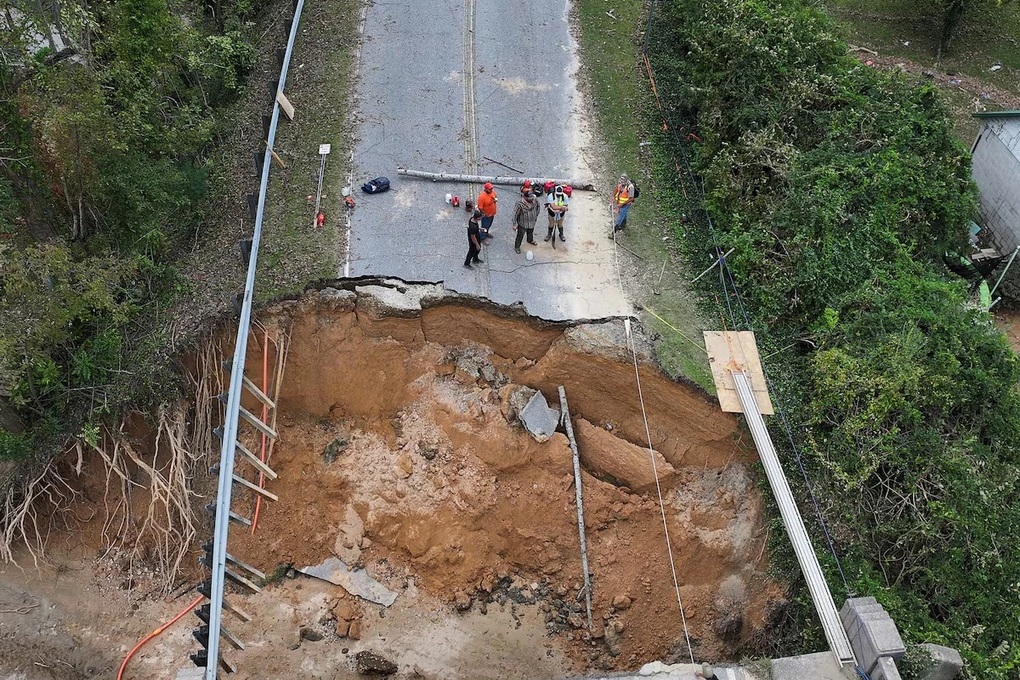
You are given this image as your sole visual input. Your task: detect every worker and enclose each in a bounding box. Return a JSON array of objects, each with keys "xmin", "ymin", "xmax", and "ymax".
[
  {"xmin": 464, "ymin": 209, "xmax": 484, "ymax": 269},
  {"xmin": 613, "ymin": 173, "xmax": 636, "ymax": 232},
  {"xmin": 512, "ymin": 191, "xmax": 541, "ymax": 253},
  {"xmin": 545, "ymin": 185, "xmax": 569, "ymax": 243},
  {"xmin": 476, "ymin": 182, "xmax": 498, "ymax": 240},
  {"xmin": 315, "ymin": 211, "xmax": 326, "ymax": 229}
]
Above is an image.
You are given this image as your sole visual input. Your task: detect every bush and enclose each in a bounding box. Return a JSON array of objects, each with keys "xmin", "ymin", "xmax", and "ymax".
[{"xmin": 648, "ymin": 0, "xmax": 1020, "ymax": 675}]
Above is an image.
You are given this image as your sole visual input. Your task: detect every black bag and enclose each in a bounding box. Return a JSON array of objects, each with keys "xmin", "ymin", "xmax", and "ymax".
[
  {"xmin": 361, "ymin": 176, "xmax": 391, "ymax": 194},
  {"xmin": 632, "ymin": 183, "xmax": 640, "ymax": 199}
]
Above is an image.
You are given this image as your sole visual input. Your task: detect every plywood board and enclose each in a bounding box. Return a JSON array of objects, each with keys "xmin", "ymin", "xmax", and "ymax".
[
  {"xmin": 703, "ymin": 331, "xmax": 774, "ymax": 415},
  {"xmin": 276, "ymin": 91, "xmax": 295, "ymax": 120}
]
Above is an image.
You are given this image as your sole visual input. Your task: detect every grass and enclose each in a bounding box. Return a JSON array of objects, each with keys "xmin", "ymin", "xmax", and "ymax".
[
  {"xmin": 824, "ymin": 0, "xmax": 1020, "ymax": 141},
  {"xmin": 574, "ymin": 0, "xmax": 715, "ymax": 392},
  {"xmin": 256, "ymin": 0, "xmax": 361, "ymax": 302}
]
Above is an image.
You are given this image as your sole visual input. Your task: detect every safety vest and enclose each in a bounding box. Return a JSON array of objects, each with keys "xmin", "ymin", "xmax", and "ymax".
[{"xmin": 615, "ymin": 183, "xmax": 632, "ymax": 206}]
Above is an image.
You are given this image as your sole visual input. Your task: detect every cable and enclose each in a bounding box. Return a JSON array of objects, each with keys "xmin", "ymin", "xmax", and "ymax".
[
  {"xmin": 624, "ymin": 318, "xmax": 696, "ymax": 665},
  {"xmin": 116, "ymin": 595, "xmax": 204, "ymax": 680},
  {"xmin": 641, "ymin": 305, "xmax": 709, "ymax": 354}
]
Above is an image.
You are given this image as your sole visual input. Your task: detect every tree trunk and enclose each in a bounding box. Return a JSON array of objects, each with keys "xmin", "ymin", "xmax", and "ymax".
[
  {"xmin": 0, "ymin": 398, "xmax": 25, "ymax": 434},
  {"xmin": 939, "ymin": 0, "xmax": 969, "ymax": 59}
]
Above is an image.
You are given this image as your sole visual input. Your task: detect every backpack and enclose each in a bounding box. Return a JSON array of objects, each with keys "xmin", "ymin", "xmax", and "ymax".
[
  {"xmin": 361, "ymin": 176, "xmax": 391, "ymax": 194},
  {"xmin": 562, "ymin": 185, "xmax": 573, "ymax": 197},
  {"xmin": 632, "ymin": 182, "xmax": 640, "ymax": 199}
]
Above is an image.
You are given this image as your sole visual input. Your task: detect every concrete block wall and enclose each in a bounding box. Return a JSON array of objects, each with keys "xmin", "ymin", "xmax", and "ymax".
[{"xmin": 840, "ymin": 598, "xmax": 905, "ymax": 675}]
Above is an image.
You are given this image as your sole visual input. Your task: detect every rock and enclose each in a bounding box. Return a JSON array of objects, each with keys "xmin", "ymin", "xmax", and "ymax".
[
  {"xmin": 323, "ymin": 436, "xmax": 350, "ymax": 463},
  {"xmin": 348, "ymin": 619, "xmax": 362, "ymax": 640},
  {"xmin": 299, "ymin": 627, "xmax": 324, "ymax": 642},
  {"xmin": 574, "ymin": 418, "xmax": 677, "ymax": 493},
  {"xmin": 604, "ymin": 621, "xmax": 623, "ymax": 657},
  {"xmin": 454, "ymin": 591, "xmax": 473, "ymax": 611},
  {"xmin": 567, "ymin": 614, "xmax": 586, "ymax": 629},
  {"xmin": 336, "ymin": 620, "xmax": 351, "ymax": 637},
  {"xmin": 714, "ymin": 611, "xmax": 743, "ymax": 641},
  {"xmin": 355, "ymin": 650, "xmax": 398, "ymax": 675},
  {"xmin": 417, "ymin": 441, "xmax": 439, "ymax": 460},
  {"xmin": 395, "ymin": 453, "xmax": 414, "ymax": 478},
  {"xmin": 611, "ymin": 595, "xmax": 632, "ymax": 611},
  {"xmin": 612, "ymin": 620, "xmax": 625, "ymax": 634},
  {"xmin": 332, "ymin": 599, "xmax": 356, "ymax": 622}
]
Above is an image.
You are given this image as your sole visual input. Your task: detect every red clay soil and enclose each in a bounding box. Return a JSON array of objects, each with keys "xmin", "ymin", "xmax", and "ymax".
[{"xmin": 226, "ymin": 288, "xmax": 783, "ymax": 669}]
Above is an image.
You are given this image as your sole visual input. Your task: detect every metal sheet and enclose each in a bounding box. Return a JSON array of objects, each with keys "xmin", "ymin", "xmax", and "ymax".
[{"xmin": 298, "ymin": 557, "xmax": 399, "ymax": 607}]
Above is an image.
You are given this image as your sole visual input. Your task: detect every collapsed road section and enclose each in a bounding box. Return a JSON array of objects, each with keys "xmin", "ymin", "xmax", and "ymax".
[{"xmin": 212, "ymin": 279, "xmax": 784, "ymax": 677}]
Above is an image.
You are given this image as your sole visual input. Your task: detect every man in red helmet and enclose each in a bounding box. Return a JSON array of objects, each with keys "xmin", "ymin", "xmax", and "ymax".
[{"xmin": 476, "ymin": 182, "xmax": 498, "ymax": 243}]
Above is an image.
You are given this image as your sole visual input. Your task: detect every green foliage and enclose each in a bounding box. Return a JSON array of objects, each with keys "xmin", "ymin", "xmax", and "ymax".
[
  {"xmin": 0, "ymin": 0, "xmax": 259, "ymax": 460},
  {"xmin": 648, "ymin": 0, "xmax": 1020, "ymax": 675}
]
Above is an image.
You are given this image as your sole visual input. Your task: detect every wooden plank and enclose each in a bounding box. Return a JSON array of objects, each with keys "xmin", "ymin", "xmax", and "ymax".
[
  {"xmin": 225, "ymin": 565, "xmax": 262, "ymax": 593},
  {"xmin": 219, "ymin": 624, "xmax": 246, "ymax": 651},
  {"xmin": 241, "ymin": 375, "xmax": 276, "ymax": 410},
  {"xmin": 226, "ymin": 551, "xmax": 266, "ymax": 580},
  {"xmin": 228, "ymin": 511, "xmax": 251, "ymax": 527},
  {"xmin": 234, "ymin": 440, "xmax": 278, "ymax": 480},
  {"xmin": 703, "ymin": 331, "xmax": 774, "ymax": 415},
  {"xmin": 232, "ymin": 473, "xmax": 279, "ymax": 502},
  {"xmin": 276, "ymin": 91, "xmax": 295, "ymax": 120},
  {"xmin": 222, "ymin": 597, "xmax": 253, "ymax": 623},
  {"xmin": 238, "ymin": 405, "xmax": 277, "ymax": 440}
]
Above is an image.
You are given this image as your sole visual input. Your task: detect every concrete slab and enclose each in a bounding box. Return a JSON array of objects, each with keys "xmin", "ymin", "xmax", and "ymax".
[
  {"xmin": 917, "ymin": 643, "xmax": 964, "ymax": 680},
  {"xmin": 520, "ymin": 390, "xmax": 560, "ymax": 442},
  {"xmin": 871, "ymin": 656, "xmax": 903, "ymax": 680},
  {"xmin": 771, "ymin": 652, "xmax": 857, "ymax": 680},
  {"xmin": 840, "ymin": 596, "xmax": 878, "ymax": 627}
]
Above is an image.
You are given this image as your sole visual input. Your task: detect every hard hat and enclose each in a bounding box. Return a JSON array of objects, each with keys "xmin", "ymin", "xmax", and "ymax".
[{"xmin": 483, "ymin": 182, "xmax": 494, "ymax": 191}]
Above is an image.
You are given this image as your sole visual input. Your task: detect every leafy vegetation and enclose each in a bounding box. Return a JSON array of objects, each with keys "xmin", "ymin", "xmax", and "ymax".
[
  {"xmin": 0, "ymin": 0, "xmax": 257, "ymax": 458},
  {"xmin": 645, "ymin": 0, "xmax": 1020, "ymax": 675}
]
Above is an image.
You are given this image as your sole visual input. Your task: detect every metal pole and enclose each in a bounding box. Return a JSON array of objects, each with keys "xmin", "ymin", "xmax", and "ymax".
[
  {"xmin": 990, "ymin": 245, "xmax": 1020, "ymax": 297},
  {"xmin": 204, "ymin": 1, "xmax": 305, "ymax": 676},
  {"xmin": 396, "ymin": 167, "xmax": 596, "ymax": 191},
  {"xmin": 558, "ymin": 386, "xmax": 593, "ymax": 631},
  {"xmin": 690, "ymin": 247, "xmax": 735, "ymax": 283},
  {"xmin": 731, "ymin": 371, "xmax": 856, "ymax": 667}
]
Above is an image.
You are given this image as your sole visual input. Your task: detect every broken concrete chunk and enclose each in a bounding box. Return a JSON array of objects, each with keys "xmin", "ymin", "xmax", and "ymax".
[
  {"xmin": 355, "ymin": 650, "xmax": 397, "ymax": 676},
  {"xmin": 299, "ymin": 626, "xmax": 324, "ymax": 642},
  {"xmin": 297, "ymin": 557, "xmax": 398, "ymax": 607},
  {"xmin": 519, "ymin": 390, "xmax": 560, "ymax": 442},
  {"xmin": 574, "ymin": 418, "xmax": 676, "ymax": 493}
]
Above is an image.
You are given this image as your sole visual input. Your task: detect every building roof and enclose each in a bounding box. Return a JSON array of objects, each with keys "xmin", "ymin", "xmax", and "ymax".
[{"xmin": 973, "ymin": 110, "xmax": 1020, "ymax": 119}]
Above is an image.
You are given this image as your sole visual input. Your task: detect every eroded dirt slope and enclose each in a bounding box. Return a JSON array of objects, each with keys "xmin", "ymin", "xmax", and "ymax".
[{"xmin": 0, "ymin": 282, "xmax": 783, "ymax": 679}]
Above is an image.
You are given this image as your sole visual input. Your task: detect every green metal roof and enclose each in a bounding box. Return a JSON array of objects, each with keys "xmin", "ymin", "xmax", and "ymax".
[{"xmin": 973, "ymin": 110, "xmax": 1020, "ymax": 119}]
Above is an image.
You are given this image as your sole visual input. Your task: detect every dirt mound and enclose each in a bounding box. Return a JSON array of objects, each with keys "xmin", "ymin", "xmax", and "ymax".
[{"xmin": 227, "ymin": 282, "xmax": 782, "ymax": 669}]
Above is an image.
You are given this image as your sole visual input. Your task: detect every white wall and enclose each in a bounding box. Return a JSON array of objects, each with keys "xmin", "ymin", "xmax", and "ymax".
[{"xmin": 972, "ymin": 118, "xmax": 1020, "ymax": 253}]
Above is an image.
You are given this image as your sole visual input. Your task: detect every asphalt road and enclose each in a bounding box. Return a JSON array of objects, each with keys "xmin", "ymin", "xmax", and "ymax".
[{"xmin": 345, "ymin": 0, "xmax": 629, "ymax": 321}]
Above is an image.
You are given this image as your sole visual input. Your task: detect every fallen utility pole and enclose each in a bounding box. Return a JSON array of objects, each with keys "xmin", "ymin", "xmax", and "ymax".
[
  {"xmin": 397, "ymin": 167, "xmax": 596, "ymax": 191},
  {"xmin": 558, "ymin": 386, "xmax": 593, "ymax": 631}
]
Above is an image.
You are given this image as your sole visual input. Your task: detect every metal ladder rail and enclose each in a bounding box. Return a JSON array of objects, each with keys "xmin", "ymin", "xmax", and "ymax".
[
  {"xmin": 203, "ymin": 0, "xmax": 305, "ymax": 675},
  {"xmin": 731, "ymin": 371, "xmax": 856, "ymax": 667}
]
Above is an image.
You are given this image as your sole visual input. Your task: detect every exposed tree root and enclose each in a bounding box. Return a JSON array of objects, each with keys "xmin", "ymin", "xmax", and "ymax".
[{"xmin": 0, "ymin": 455, "xmax": 81, "ymax": 566}]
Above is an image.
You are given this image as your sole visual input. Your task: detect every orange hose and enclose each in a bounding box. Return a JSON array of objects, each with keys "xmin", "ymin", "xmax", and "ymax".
[
  {"xmin": 117, "ymin": 595, "xmax": 204, "ymax": 680},
  {"xmin": 251, "ymin": 328, "xmax": 270, "ymax": 533}
]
